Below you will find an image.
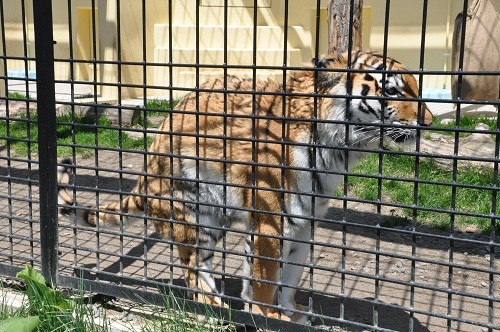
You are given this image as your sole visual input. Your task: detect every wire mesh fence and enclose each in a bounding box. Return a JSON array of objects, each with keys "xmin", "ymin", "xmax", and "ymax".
[{"xmin": 0, "ymin": 0, "xmax": 499, "ymax": 331}]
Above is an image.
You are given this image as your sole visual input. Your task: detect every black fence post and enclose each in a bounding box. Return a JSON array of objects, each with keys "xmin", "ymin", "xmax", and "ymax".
[{"xmin": 33, "ymin": 0, "xmax": 58, "ymax": 283}]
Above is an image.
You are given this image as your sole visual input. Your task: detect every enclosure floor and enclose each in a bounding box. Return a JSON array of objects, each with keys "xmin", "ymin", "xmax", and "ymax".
[{"xmin": 0, "ymin": 150, "xmax": 498, "ymax": 332}]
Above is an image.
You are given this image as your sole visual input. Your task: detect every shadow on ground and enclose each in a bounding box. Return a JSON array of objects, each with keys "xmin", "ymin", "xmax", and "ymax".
[
  {"xmin": 1, "ymin": 162, "xmax": 492, "ymax": 331},
  {"xmin": 74, "ymin": 230, "xmax": 430, "ymax": 332}
]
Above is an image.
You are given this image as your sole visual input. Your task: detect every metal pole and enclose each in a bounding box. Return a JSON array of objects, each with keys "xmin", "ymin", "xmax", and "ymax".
[{"xmin": 33, "ymin": 0, "xmax": 58, "ymax": 283}]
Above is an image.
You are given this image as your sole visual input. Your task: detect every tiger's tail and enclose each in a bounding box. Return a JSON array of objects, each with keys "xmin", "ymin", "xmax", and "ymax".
[{"xmin": 57, "ymin": 158, "xmax": 145, "ymax": 228}]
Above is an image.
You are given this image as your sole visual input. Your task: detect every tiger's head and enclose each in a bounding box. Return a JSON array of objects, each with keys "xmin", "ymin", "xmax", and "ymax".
[{"xmin": 316, "ymin": 50, "xmax": 433, "ymax": 146}]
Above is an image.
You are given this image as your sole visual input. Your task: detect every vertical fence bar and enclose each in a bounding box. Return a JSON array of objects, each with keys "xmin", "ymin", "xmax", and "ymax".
[
  {"xmin": 0, "ymin": 0, "xmax": 14, "ymax": 268},
  {"xmin": 33, "ymin": 0, "xmax": 58, "ymax": 283},
  {"xmin": 412, "ymin": 1, "xmax": 429, "ymax": 331}
]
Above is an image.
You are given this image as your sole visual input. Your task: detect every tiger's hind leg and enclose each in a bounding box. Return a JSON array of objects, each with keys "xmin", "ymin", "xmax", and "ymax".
[{"xmin": 246, "ymin": 222, "xmax": 284, "ymax": 320}]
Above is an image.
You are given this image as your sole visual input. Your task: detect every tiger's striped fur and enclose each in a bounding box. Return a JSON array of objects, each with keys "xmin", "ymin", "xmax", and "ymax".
[{"xmin": 58, "ymin": 50, "xmax": 433, "ymax": 323}]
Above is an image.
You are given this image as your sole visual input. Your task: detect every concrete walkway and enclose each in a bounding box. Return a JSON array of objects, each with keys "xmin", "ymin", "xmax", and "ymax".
[{"xmin": 8, "ymin": 80, "xmax": 95, "ymax": 102}]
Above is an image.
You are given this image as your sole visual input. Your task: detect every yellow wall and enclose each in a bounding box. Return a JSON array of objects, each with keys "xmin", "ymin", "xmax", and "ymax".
[
  {"xmin": 106, "ymin": 0, "xmax": 169, "ymax": 99},
  {"xmin": 3, "ymin": 0, "xmax": 169, "ymax": 99},
  {"xmin": 3, "ymin": 0, "xmax": 500, "ymax": 99},
  {"xmin": 365, "ymin": 0, "xmax": 500, "ymax": 89},
  {"xmin": 4, "ymin": 1, "xmax": 35, "ymax": 80}
]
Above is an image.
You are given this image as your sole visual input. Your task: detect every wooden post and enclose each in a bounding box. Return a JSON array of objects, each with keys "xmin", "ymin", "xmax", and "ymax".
[{"xmin": 328, "ymin": 0, "xmax": 363, "ymax": 55}]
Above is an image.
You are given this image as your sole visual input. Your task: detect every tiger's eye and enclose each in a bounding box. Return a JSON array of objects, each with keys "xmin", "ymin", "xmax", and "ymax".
[{"xmin": 385, "ymin": 87, "xmax": 399, "ymax": 96}]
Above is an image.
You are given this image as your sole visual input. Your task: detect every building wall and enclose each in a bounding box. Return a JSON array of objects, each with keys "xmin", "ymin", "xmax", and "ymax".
[
  {"xmin": 365, "ymin": 0, "xmax": 500, "ymax": 89},
  {"xmin": 3, "ymin": 0, "xmax": 499, "ymax": 99},
  {"xmin": 3, "ymin": 0, "xmax": 170, "ymax": 100},
  {"xmin": 4, "ymin": 0, "xmax": 35, "ymax": 80}
]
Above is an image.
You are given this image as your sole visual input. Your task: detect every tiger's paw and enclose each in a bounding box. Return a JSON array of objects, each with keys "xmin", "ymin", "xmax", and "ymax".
[
  {"xmin": 193, "ymin": 292, "xmax": 226, "ymax": 308},
  {"xmin": 249, "ymin": 305, "xmax": 313, "ymax": 324},
  {"xmin": 249, "ymin": 306, "xmax": 291, "ymax": 321}
]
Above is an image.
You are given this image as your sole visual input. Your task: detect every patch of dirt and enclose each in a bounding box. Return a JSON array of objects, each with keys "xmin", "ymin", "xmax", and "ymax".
[{"xmin": 0, "ymin": 100, "xmax": 37, "ymax": 117}]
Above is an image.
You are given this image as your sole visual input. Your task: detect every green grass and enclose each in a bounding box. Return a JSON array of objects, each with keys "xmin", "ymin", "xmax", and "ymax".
[
  {"xmin": 7, "ymin": 92, "xmax": 33, "ymax": 100},
  {"xmin": 0, "ymin": 98, "xmax": 178, "ymax": 158},
  {"xmin": 0, "ymin": 114, "xmax": 149, "ymax": 158},
  {"xmin": 346, "ymin": 115, "xmax": 500, "ymax": 233},
  {"xmin": 74, "ymin": 93, "xmax": 95, "ymax": 99},
  {"xmin": 0, "ymin": 266, "xmax": 233, "ymax": 332},
  {"xmin": 346, "ymin": 152, "xmax": 497, "ymax": 232},
  {"xmin": 429, "ymin": 115, "xmax": 498, "ymax": 137},
  {"xmin": 0, "ymin": 284, "xmax": 30, "ymax": 322},
  {"xmin": 145, "ymin": 98, "xmax": 179, "ymax": 114},
  {"xmin": 132, "ymin": 98, "xmax": 179, "ymax": 127},
  {"xmin": 139, "ymin": 291, "xmax": 234, "ymax": 332}
]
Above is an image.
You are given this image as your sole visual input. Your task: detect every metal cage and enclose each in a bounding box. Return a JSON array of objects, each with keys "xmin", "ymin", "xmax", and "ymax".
[{"xmin": 0, "ymin": 1, "xmax": 498, "ymax": 331}]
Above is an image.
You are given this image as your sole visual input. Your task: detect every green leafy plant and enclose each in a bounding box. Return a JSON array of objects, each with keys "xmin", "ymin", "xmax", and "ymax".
[
  {"xmin": 0, "ymin": 316, "xmax": 40, "ymax": 332},
  {"xmin": 16, "ymin": 266, "xmax": 74, "ymax": 312},
  {"xmin": 15, "ymin": 266, "xmax": 76, "ymax": 331},
  {"xmin": 11, "ymin": 266, "xmax": 112, "ymax": 332},
  {"xmin": 1, "ymin": 267, "xmax": 233, "ymax": 331}
]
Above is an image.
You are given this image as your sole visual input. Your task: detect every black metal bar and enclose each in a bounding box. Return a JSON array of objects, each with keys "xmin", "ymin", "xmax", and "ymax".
[
  {"xmin": 0, "ymin": 0, "xmax": 14, "ymax": 269},
  {"xmin": 167, "ymin": 0, "xmax": 175, "ymax": 288},
  {"xmin": 489, "ymin": 104, "xmax": 500, "ymax": 332},
  {"xmin": 66, "ymin": 0, "xmax": 79, "ymax": 273},
  {"xmin": 448, "ymin": 1, "xmax": 470, "ymax": 328},
  {"xmin": 249, "ymin": 0, "xmax": 258, "ymax": 317},
  {"xmin": 221, "ymin": 0, "xmax": 229, "ymax": 302},
  {"xmin": 32, "ymin": 0, "xmax": 58, "ymax": 283},
  {"xmin": 20, "ymin": 0, "xmax": 35, "ymax": 273},
  {"xmin": 410, "ymin": 1, "xmax": 429, "ymax": 331}
]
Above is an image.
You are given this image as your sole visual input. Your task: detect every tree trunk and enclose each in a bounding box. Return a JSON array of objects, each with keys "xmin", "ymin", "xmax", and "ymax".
[{"xmin": 328, "ymin": 0, "xmax": 363, "ymax": 56}]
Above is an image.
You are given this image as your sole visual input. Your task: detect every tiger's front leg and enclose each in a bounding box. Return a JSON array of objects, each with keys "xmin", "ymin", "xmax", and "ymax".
[
  {"xmin": 243, "ymin": 215, "xmax": 311, "ymax": 323},
  {"xmin": 170, "ymin": 206, "xmax": 224, "ymax": 307},
  {"xmin": 177, "ymin": 244, "xmax": 223, "ymax": 307},
  {"xmin": 280, "ymin": 222, "xmax": 313, "ymax": 324}
]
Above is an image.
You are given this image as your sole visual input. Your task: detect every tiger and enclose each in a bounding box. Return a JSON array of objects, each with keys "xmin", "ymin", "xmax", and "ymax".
[{"xmin": 58, "ymin": 50, "xmax": 433, "ymax": 324}]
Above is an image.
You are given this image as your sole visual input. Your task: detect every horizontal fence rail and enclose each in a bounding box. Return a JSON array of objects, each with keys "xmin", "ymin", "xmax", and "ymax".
[{"xmin": 0, "ymin": 0, "xmax": 499, "ymax": 331}]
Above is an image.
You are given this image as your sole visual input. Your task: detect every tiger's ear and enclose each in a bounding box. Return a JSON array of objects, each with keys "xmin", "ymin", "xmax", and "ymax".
[
  {"xmin": 313, "ymin": 57, "xmax": 333, "ymax": 68},
  {"xmin": 315, "ymin": 57, "xmax": 341, "ymax": 89}
]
